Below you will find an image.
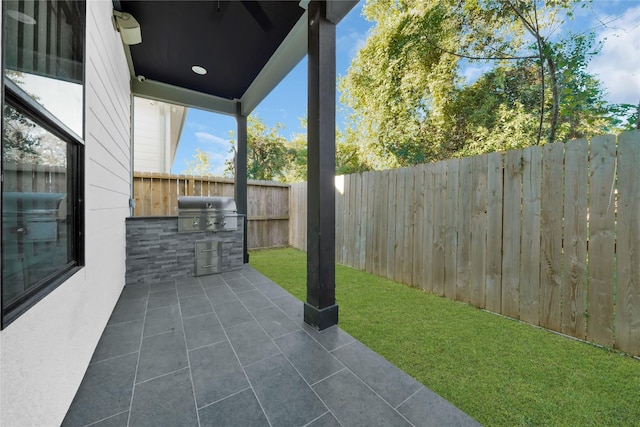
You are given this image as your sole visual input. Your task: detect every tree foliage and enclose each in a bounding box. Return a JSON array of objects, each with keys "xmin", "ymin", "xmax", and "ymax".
[
  {"xmin": 340, "ymin": 0, "xmax": 624, "ymax": 167},
  {"xmin": 183, "ymin": 148, "xmax": 216, "ymax": 176}
]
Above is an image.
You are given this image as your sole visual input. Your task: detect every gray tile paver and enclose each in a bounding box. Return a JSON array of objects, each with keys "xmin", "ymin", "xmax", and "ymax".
[{"xmin": 65, "ymin": 268, "xmax": 480, "ymax": 427}]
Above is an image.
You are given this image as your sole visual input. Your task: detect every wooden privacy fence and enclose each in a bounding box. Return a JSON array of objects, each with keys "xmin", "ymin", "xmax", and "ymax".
[
  {"xmin": 289, "ymin": 130, "xmax": 640, "ymax": 357},
  {"xmin": 132, "ymin": 173, "xmax": 289, "ymax": 249}
]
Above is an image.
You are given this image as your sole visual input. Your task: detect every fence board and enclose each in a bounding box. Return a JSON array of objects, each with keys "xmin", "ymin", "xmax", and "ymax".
[
  {"xmin": 413, "ymin": 166, "xmax": 425, "ymax": 288},
  {"xmin": 485, "ymin": 152, "xmax": 503, "ymax": 313},
  {"xmin": 378, "ymin": 170, "xmax": 390, "ymax": 278},
  {"xmin": 444, "ymin": 159, "xmax": 459, "ymax": 299},
  {"xmin": 403, "ymin": 168, "xmax": 415, "ymax": 285},
  {"xmin": 394, "ymin": 169, "xmax": 406, "ymax": 283},
  {"xmin": 562, "ymin": 139, "xmax": 588, "ymax": 338},
  {"xmin": 364, "ymin": 172, "xmax": 374, "ymax": 273},
  {"xmin": 615, "ymin": 130, "xmax": 640, "ymax": 355},
  {"xmin": 422, "ymin": 165, "xmax": 435, "ymax": 293},
  {"xmin": 386, "ymin": 169, "xmax": 397, "ymax": 281},
  {"xmin": 520, "ymin": 146, "xmax": 542, "ymax": 325},
  {"xmin": 470, "ymin": 155, "xmax": 488, "ymax": 308},
  {"xmin": 587, "ymin": 135, "xmax": 616, "ymax": 347},
  {"xmin": 502, "ymin": 149, "xmax": 522, "ymax": 318},
  {"xmin": 456, "ymin": 157, "xmax": 472, "ymax": 302},
  {"xmin": 360, "ymin": 172, "xmax": 369, "ymax": 271},
  {"xmin": 432, "ymin": 162, "xmax": 446, "ymax": 296}
]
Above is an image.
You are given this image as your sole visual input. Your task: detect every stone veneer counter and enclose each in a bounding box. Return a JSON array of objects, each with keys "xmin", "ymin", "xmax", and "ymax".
[{"xmin": 125, "ymin": 216, "xmax": 244, "ymax": 285}]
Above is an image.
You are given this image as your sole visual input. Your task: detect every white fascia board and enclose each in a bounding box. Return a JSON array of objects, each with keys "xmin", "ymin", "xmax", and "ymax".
[
  {"xmin": 131, "ymin": 78, "xmax": 236, "ymax": 116},
  {"xmin": 240, "ymin": 11, "xmax": 308, "ymax": 116}
]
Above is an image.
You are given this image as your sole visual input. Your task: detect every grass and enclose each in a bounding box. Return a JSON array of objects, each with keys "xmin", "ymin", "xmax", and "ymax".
[{"xmin": 250, "ymin": 247, "xmax": 640, "ymax": 427}]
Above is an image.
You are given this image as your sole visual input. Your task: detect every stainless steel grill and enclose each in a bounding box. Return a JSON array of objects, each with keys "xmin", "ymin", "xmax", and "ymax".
[{"xmin": 177, "ymin": 196, "xmax": 238, "ymax": 233}]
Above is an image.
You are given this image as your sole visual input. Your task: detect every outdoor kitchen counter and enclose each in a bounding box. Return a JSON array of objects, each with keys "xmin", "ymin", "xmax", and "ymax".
[{"xmin": 125, "ymin": 215, "xmax": 245, "ymax": 285}]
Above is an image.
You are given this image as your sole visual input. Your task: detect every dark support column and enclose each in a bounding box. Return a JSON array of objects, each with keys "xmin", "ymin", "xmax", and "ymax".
[
  {"xmin": 304, "ymin": 0, "xmax": 337, "ymax": 330},
  {"xmin": 235, "ymin": 103, "xmax": 249, "ymax": 263}
]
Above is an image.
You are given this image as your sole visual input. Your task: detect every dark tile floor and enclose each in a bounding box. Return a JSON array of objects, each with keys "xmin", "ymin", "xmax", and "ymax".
[{"xmin": 63, "ymin": 266, "xmax": 481, "ymax": 427}]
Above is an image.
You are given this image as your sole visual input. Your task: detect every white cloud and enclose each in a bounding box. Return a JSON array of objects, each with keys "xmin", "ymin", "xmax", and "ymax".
[
  {"xmin": 589, "ymin": 4, "xmax": 640, "ymax": 104},
  {"xmin": 194, "ymin": 131, "xmax": 229, "ymax": 147},
  {"xmin": 337, "ymin": 29, "xmax": 370, "ymax": 58}
]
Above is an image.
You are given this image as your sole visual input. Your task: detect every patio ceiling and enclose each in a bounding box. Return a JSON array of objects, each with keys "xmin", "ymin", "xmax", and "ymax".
[{"xmin": 113, "ymin": 0, "xmax": 356, "ymax": 116}]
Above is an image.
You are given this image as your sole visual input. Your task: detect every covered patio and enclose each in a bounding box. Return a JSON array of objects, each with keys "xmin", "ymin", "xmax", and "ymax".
[{"xmin": 62, "ymin": 265, "xmax": 479, "ymax": 426}]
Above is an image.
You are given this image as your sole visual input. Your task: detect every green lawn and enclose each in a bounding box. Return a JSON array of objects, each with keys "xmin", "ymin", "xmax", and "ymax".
[{"xmin": 250, "ymin": 247, "xmax": 640, "ymax": 427}]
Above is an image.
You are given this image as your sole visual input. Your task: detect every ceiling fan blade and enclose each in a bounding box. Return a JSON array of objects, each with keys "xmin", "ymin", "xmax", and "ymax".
[{"xmin": 241, "ymin": 1, "xmax": 274, "ymax": 32}]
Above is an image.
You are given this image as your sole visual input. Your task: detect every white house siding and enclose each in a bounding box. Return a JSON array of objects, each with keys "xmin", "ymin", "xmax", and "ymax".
[
  {"xmin": 133, "ymin": 97, "xmax": 187, "ymax": 173},
  {"xmin": 133, "ymin": 97, "xmax": 165, "ymax": 172},
  {"xmin": 0, "ymin": 2, "xmax": 131, "ymax": 426}
]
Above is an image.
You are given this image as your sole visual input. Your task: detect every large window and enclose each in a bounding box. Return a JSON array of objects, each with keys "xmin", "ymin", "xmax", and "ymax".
[{"xmin": 2, "ymin": 0, "xmax": 85, "ymax": 327}]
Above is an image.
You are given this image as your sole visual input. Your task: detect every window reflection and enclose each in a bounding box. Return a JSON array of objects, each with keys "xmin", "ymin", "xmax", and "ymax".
[
  {"xmin": 3, "ymin": 0, "xmax": 84, "ymax": 136},
  {"xmin": 2, "ymin": 103, "xmax": 73, "ymax": 308}
]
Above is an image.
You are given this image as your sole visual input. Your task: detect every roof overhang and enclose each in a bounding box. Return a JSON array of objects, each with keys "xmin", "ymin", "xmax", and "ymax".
[{"xmin": 114, "ymin": 1, "xmax": 357, "ymax": 116}]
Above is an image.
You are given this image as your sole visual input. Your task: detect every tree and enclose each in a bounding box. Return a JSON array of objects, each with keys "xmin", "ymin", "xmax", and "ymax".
[
  {"xmin": 182, "ymin": 148, "xmax": 216, "ymax": 176},
  {"xmin": 225, "ymin": 115, "xmax": 294, "ymax": 181},
  {"xmin": 341, "ymin": 0, "xmax": 618, "ymax": 165}
]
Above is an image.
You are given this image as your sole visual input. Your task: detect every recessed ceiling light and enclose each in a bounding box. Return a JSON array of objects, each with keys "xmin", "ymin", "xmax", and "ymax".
[
  {"xmin": 192, "ymin": 65, "xmax": 207, "ymax": 75},
  {"xmin": 7, "ymin": 10, "xmax": 36, "ymax": 25}
]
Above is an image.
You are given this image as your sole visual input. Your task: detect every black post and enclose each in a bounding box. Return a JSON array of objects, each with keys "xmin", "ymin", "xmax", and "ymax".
[
  {"xmin": 304, "ymin": 0, "xmax": 337, "ymax": 330},
  {"xmin": 235, "ymin": 103, "xmax": 249, "ymax": 263}
]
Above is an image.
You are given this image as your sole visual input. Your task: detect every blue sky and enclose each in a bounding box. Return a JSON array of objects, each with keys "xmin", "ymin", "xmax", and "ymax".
[{"xmin": 171, "ymin": 0, "xmax": 640, "ymax": 176}]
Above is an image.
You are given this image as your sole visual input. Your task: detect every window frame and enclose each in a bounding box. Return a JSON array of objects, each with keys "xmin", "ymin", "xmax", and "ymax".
[{"xmin": 1, "ymin": 1, "xmax": 85, "ymax": 329}]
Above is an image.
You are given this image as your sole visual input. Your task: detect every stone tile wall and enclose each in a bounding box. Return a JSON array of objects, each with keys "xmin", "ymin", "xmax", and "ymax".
[{"xmin": 125, "ymin": 216, "xmax": 244, "ymax": 285}]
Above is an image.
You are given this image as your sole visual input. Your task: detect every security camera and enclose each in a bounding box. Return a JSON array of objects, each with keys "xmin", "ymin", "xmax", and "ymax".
[{"xmin": 137, "ymin": 75, "xmax": 146, "ymax": 82}]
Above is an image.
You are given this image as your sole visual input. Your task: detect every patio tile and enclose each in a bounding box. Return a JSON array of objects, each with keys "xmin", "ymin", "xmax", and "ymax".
[
  {"xmin": 89, "ymin": 411, "xmax": 129, "ymax": 427},
  {"xmin": 254, "ymin": 280, "xmax": 290, "ymax": 299},
  {"xmin": 221, "ymin": 270, "xmax": 244, "ymax": 281},
  {"xmin": 91, "ymin": 319, "xmax": 143, "ymax": 363},
  {"xmin": 253, "ymin": 306, "xmax": 301, "ymax": 338},
  {"xmin": 313, "ymin": 369, "xmax": 411, "ymax": 427},
  {"xmin": 198, "ymin": 388, "xmax": 269, "ymax": 427},
  {"xmin": 307, "ymin": 412, "xmax": 341, "ymax": 427},
  {"xmin": 183, "ymin": 313, "xmax": 226, "ymax": 350},
  {"xmin": 129, "ymin": 368, "xmax": 198, "ymax": 427},
  {"xmin": 200, "ymin": 274, "xmax": 226, "ymax": 288},
  {"xmin": 225, "ymin": 321, "xmax": 281, "ymax": 366},
  {"xmin": 271, "ymin": 294, "xmax": 304, "ymax": 322},
  {"xmin": 189, "ymin": 341, "xmax": 249, "ymax": 408},
  {"xmin": 144, "ymin": 305, "xmax": 182, "ymax": 337},
  {"xmin": 179, "ymin": 294, "xmax": 213, "ymax": 318},
  {"xmin": 147, "ymin": 289, "xmax": 178, "ymax": 310},
  {"xmin": 120, "ymin": 285, "xmax": 149, "ymax": 301},
  {"xmin": 302, "ymin": 324, "xmax": 355, "ymax": 351},
  {"xmin": 177, "ymin": 283, "xmax": 205, "ymax": 300},
  {"xmin": 226, "ymin": 277, "xmax": 256, "ymax": 293},
  {"xmin": 245, "ymin": 354, "xmax": 327, "ymax": 427},
  {"xmin": 397, "ymin": 387, "xmax": 481, "ymax": 427},
  {"xmin": 176, "ymin": 276, "xmax": 200, "ymax": 287},
  {"xmin": 331, "ymin": 341, "xmax": 421, "ymax": 408},
  {"xmin": 214, "ymin": 300, "xmax": 253, "ymax": 328},
  {"xmin": 235, "ymin": 289, "xmax": 274, "ymax": 311},
  {"xmin": 107, "ymin": 299, "xmax": 146, "ymax": 325},
  {"xmin": 62, "ymin": 353, "xmax": 137, "ymax": 426},
  {"xmin": 274, "ymin": 330, "xmax": 344, "ymax": 385},
  {"xmin": 148, "ymin": 280, "xmax": 175, "ymax": 293},
  {"xmin": 136, "ymin": 329, "xmax": 188, "ymax": 383},
  {"xmin": 205, "ymin": 284, "xmax": 238, "ymax": 306}
]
